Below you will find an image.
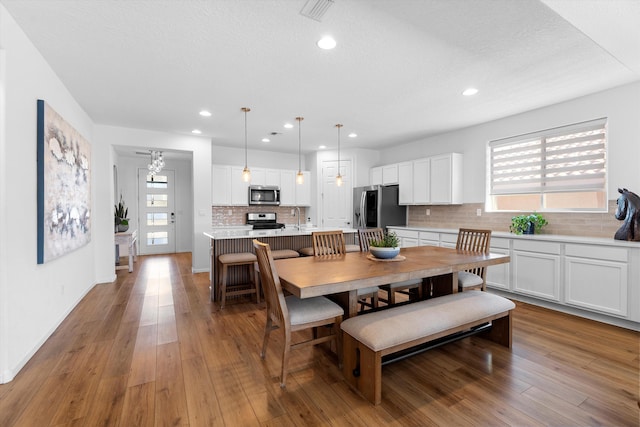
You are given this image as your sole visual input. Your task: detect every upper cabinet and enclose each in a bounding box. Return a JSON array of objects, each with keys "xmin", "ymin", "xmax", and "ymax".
[
  {"xmin": 397, "ymin": 162, "xmax": 413, "ymax": 205},
  {"xmin": 382, "ymin": 164, "xmax": 399, "ymax": 184},
  {"xmin": 430, "ymin": 153, "xmax": 463, "ymax": 204},
  {"xmin": 294, "ymin": 171, "xmax": 311, "ymax": 206},
  {"xmin": 370, "ymin": 163, "xmax": 400, "ymax": 186},
  {"xmin": 374, "ymin": 153, "xmax": 463, "ymax": 205},
  {"xmin": 370, "ymin": 166, "xmax": 383, "ymax": 185},
  {"xmin": 212, "ymin": 165, "xmax": 310, "ymax": 206}
]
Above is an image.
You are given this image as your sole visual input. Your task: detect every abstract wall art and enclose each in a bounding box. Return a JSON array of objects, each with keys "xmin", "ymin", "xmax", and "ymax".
[{"xmin": 37, "ymin": 100, "xmax": 91, "ymax": 264}]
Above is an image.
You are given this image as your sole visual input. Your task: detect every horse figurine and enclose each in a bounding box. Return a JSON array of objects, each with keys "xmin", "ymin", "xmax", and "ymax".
[{"xmin": 614, "ymin": 188, "xmax": 640, "ymax": 241}]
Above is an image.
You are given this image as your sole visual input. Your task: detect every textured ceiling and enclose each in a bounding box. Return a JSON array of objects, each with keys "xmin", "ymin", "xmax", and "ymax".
[{"xmin": 2, "ymin": 0, "xmax": 639, "ymax": 155}]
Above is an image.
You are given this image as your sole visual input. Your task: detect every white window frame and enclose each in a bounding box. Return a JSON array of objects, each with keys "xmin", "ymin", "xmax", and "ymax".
[{"xmin": 486, "ymin": 118, "xmax": 608, "ymax": 213}]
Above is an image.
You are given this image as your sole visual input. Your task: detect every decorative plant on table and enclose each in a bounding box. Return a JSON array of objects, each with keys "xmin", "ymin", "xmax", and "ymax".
[
  {"xmin": 114, "ymin": 195, "xmax": 129, "ymax": 232},
  {"xmin": 510, "ymin": 213, "xmax": 548, "ymax": 235},
  {"xmin": 369, "ymin": 231, "xmax": 401, "ymax": 259},
  {"xmin": 370, "ymin": 231, "xmax": 400, "ymax": 248}
]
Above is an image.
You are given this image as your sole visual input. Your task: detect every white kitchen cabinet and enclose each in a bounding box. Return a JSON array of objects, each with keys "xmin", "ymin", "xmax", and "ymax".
[
  {"xmin": 564, "ymin": 244, "xmax": 628, "ymax": 317},
  {"xmin": 412, "ymin": 157, "xmax": 431, "ymax": 204},
  {"xmin": 266, "ymin": 169, "xmax": 281, "ymax": 186},
  {"xmin": 393, "ymin": 228, "xmax": 419, "ymax": 247},
  {"xmin": 512, "ymin": 240, "xmax": 561, "ymax": 301},
  {"xmin": 250, "ymin": 168, "xmax": 266, "ymax": 186},
  {"xmin": 439, "ymin": 232, "xmax": 457, "ymax": 249},
  {"xmin": 231, "ymin": 166, "xmax": 250, "ymax": 205},
  {"xmin": 418, "ymin": 231, "xmax": 439, "ymax": 247},
  {"xmin": 279, "ymin": 170, "xmax": 295, "ymax": 206},
  {"xmin": 398, "ymin": 162, "xmax": 413, "ymax": 205},
  {"xmin": 295, "ymin": 171, "xmax": 311, "ymax": 206},
  {"xmin": 370, "ymin": 167, "xmax": 382, "ymax": 186},
  {"xmin": 386, "ymin": 226, "xmax": 640, "ymax": 328},
  {"xmin": 212, "ymin": 165, "xmax": 231, "ymax": 205},
  {"xmin": 486, "ymin": 238, "xmax": 510, "ymax": 290},
  {"xmin": 430, "ymin": 153, "xmax": 463, "ymax": 204},
  {"xmin": 382, "ymin": 164, "xmax": 399, "ymax": 185},
  {"xmin": 388, "ymin": 153, "xmax": 461, "ymax": 205}
]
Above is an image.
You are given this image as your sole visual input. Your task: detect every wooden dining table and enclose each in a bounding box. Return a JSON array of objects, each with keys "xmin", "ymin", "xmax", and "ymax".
[{"xmin": 274, "ymin": 245, "xmax": 511, "ymax": 318}]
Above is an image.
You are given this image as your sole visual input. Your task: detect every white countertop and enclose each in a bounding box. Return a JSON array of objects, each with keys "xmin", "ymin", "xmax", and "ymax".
[
  {"xmin": 387, "ymin": 226, "xmax": 640, "ymax": 248},
  {"xmin": 204, "ymin": 226, "xmax": 358, "ymax": 240}
]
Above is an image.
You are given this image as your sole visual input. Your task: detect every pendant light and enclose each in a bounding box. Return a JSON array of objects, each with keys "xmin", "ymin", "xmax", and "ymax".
[
  {"xmin": 241, "ymin": 107, "xmax": 251, "ymax": 182},
  {"xmin": 296, "ymin": 116, "xmax": 304, "ymax": 185},
  {"xmin": 335, "ymin": 123, "xmax": 343, "ymax": 187}
]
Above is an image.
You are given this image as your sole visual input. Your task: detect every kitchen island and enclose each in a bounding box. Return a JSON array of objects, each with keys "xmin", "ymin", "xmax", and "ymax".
[{"xmin": 204, "ymin": 227, "xmax": 358, "ymax": 302}]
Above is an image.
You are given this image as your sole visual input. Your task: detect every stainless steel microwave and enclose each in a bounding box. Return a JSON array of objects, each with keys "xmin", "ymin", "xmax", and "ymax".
[{"xmin": 248, "ymin": 185, "xmax": 280, "ymax": 205}]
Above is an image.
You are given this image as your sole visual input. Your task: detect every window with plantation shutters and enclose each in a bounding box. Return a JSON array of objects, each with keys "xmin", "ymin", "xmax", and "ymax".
[{"xmin": 487, "ymin": 118, "xmax": 608, "ymax": 212}]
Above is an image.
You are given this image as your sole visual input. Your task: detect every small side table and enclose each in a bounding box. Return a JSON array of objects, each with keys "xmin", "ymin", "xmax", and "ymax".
[{"xmin": 115, "ymin": 229, "xmax": 138, "ymax": 273}]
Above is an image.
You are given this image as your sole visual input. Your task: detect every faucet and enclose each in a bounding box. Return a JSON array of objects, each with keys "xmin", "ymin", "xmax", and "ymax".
[{"xmin": 295, "ymin": 206, "xmax": 301, "ymax": 230}]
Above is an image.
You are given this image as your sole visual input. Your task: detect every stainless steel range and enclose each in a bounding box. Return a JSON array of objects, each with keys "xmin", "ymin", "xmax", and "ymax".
[{"xmin": 246, "ymin": 212, "xmax": 285, "ymax": 230}]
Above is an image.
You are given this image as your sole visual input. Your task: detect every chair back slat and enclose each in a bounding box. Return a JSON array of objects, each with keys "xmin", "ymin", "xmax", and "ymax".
[
  {"xmin": 456, "ymin": 228, "xmax": 492, "ymax": 283},
  {"xmin": 358, "ymin": 228, "xmax": 384, "ymax": 252},
  {"xmin": 253, "ymin": 239, "xmax": 288, "ymax": 326},
  {"xmin": 312, "ymin": 230, "xmax": 346, "ymax": 256}
]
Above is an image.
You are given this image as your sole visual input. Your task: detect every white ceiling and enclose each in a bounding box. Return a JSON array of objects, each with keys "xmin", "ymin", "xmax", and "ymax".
[{"xmin": 2, "ymin": 0, "xmax": 639, "ymax": 155}]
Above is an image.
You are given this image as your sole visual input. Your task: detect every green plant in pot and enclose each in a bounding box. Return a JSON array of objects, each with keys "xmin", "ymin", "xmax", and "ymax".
[
  {"xmin": 114, "ymin": 195, "xmax": 129, "ymax": 232},
  {"xmin": 369, "ymin": 231, "xmax": 400, "ymax": 259},
  {"xmin": 510, "ymin": 213, "xmax": 548, "ymax": 235}
]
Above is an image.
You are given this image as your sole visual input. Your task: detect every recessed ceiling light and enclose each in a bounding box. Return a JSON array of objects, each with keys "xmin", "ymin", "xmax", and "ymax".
[
  {"xmin": 318, "ymin": 145, "xmax": 327, "ymax": 149},
  {"xmin": 462, "ymin": 88, "xmax": 478, "ymax": 96},
  {"xmin": 199, "ymin": 110, "xmax": 212, "ymax": 117},
  {"xmin": 317, "ymin": 36, "xmax": 336, "ymax": 50},
  {"xmin": 348, "ymin": 132, "xmax": 357, "ymax": 138},
  {"xmin": 262, "ymin": 138, "xmax": 270, "ymax": 143},
  {"xmin": 192, "ymin": 129, "xmax": 202, "ymax": 134},
  {"xmin": 284, "ymin": 123, "xmax": 294, "ymax": 129}
]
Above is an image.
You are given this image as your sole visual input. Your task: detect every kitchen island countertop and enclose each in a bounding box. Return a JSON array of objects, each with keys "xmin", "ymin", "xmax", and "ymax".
[{"xmin": 204, "ymin": 226, "xmax": 358, "ymax": 240}]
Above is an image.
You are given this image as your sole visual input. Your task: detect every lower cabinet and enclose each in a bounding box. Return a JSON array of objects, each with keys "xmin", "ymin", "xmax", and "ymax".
[
  {"xmin": 512, "ymin": 240, "xmax": 561, "ymax": 301},
  {"xmin": 393, "ymin": 229, "xmax": 419, "ymax": 247},
  {"xmin": 386, "ymin": 226, "xmax": 639, "ymax": 326},
  {"xmin": 486, "ymin": 238, "xmax": 510, "ymax": 290},
  {"xmin": 564, "ymin": 244, "xmax": 628, "ymax": 317}
]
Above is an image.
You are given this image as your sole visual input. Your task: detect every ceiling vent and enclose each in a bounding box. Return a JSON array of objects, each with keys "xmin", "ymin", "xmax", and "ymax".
[{"xmin": 300, "ymin": 0, "xmax": 334, "ymax": 22}]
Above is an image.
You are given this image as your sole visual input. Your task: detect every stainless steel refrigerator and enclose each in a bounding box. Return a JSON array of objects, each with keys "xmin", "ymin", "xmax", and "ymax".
[{"xmin": 353, "ymin": 185, "xmax": 407, "ymax": 229}]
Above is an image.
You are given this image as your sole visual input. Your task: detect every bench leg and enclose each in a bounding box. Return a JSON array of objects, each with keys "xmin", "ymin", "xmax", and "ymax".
[
  {"xmin": 479, "ymin": 312, "xmax": 512, "ymax": 348},
  {"xmin": 342, "ymin": 332, "xmax": 383, "ymax": 405}
]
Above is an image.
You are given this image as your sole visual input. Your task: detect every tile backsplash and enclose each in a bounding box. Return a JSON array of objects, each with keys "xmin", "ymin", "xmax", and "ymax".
[
  {"xmin": 213, "ymin": 202, "xmax": 623, "ymax": 239},
  {"xmin": 408, "ymin": 201, "xmax": 621, "ymax": 238},
  {"xmin": 212, "ymin": 206, "xmax": 307, "ymax": 227}
]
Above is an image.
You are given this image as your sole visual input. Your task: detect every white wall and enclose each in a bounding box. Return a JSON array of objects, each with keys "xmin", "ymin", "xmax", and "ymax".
[
  {"xmin": 378, "ymin": 82, "xmax": 640, "ymax": 203},
  {"xmin": 212, "ymin": 144, "xmax": 304, "ymax": 169},
  {"xmin": 0, "ymin": 5, "xmax": 96, "ymax": 383}
]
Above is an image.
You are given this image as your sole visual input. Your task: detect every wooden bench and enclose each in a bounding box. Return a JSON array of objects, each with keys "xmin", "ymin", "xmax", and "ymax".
[{"xmin": 340, "ymin": 290, "xmax": 516, "ymax": 404}]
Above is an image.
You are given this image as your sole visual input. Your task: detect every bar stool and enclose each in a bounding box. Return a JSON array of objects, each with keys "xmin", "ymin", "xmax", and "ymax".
[
  {"xmin": 218, "ymin": 252, "xmax": 259, "ymax": 308},
  {"xmin": 254, "ymin": 249, "xmax": 300, "ymax": 290}
]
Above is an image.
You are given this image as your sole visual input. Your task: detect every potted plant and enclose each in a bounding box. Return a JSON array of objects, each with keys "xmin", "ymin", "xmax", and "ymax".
[
  {"xmin": 510, "ymin": 213, "xmax": 548, "ymax": 235},
  {"xmin": 369, "ymin": 231, "xmax": 400, "ymax": 259},
  {"xmin": 114, "ymin": 195, "xmax": 129, "ymax": 232}
]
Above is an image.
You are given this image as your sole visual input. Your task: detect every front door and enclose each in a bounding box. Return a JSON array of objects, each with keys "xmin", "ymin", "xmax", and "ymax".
[
  {"xmin": 321, "ymin": 159, "xmax": 352, "ymax": 228},
  {"xmin": 138, "ymin": 169, "xmax": 176, "ymax": 255}
]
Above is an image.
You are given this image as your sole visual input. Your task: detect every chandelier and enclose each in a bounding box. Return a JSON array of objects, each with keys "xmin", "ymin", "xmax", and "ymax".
[
  {"xmin": 335, "ymin": 123, "xmax": 343, "ymax": 186},
  {"xmin": 296, "ymin": 116, "xmax": 304, "ymax": 184},
  {"xmin": 241, "ymin": 107, "xmax": 251, "ymax": 182},
  {"xmin": 147, "ymin": 150, "xmax": 165, "ymax": 176}
]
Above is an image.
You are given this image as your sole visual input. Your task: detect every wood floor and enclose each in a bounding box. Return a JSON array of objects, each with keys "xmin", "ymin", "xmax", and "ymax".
[{"xmin": 1, "ymin": 253, "xmax": 638, "ymax": 426}]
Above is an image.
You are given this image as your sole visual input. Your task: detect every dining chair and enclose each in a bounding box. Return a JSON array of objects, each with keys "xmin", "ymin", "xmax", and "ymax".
[
  {"xmin": 253, "ymin": 239, "xmax": 344, "ymax": 388},
  {"xmin": 312, "ymin": 230, "xmax": 347, "ymax": 256},
  {"xmin": 358, "ymin": 228, "xmax": 421, "ymax": 305},
  {"xmin": 456, "ymin": 228, "xmax": 492, "ymax": 291},
  {"xmin": 313, "ymin": 230, "xmax": 380, "ymax": 310}
]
